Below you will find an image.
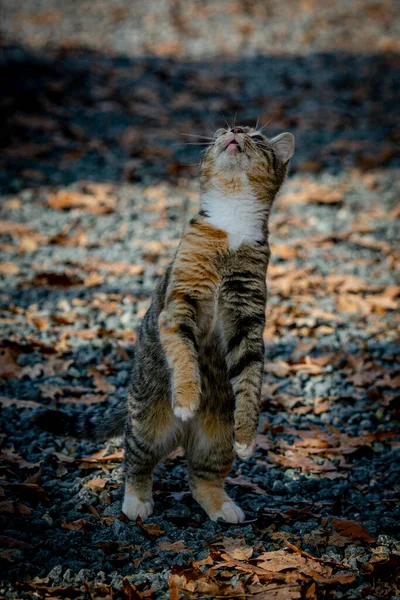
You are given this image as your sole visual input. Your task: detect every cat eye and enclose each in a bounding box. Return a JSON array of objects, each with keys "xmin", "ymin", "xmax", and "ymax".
[
  {"xmin": 250, "ymin": 134, "xmax": 265, "ymax": 142},
  {"xmin": 214, "ymin": 128, "xmax": 226, "ymax": 138}
]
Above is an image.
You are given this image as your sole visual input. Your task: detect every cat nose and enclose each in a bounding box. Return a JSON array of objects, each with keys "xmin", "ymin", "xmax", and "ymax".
[{"xmin": 232, "ymin": 128, "xmax": 238, "ymax": 134}]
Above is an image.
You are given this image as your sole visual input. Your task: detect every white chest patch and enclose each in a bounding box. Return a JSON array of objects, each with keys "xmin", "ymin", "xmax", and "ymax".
[{"xmin": 201, "ymin": 187, "xmax": 265, "ymax": 250}]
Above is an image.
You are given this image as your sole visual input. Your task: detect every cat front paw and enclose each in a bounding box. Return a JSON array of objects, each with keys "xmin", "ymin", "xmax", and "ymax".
[
  {"xmin": 172, "ymin": 382, "xmax": 200, "ymax": 421},
  {"xmin": 234, "ymin": 439, "xmax": 256, "ymax": 460},
  {"xmin": 234, "ymin": 409, "xmax": 258, "ymax": 460},
  {"xmin": 210, "ymin": 500, "xmax": 245, "ymax": 524},
  {"xmin": 173, "ymin": 406, "xmax": 196, "ymax": 421}
]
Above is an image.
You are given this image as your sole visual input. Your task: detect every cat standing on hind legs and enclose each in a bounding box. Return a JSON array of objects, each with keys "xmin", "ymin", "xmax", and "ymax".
[{"xmin": 34, "ymin": 126, "xmax": 294, "ymax": 523}]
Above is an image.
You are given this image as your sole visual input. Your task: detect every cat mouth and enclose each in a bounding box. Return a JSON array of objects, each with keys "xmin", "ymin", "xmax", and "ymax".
[{"xmin": 224, "ymin": 139, "xmax": 243, "ymax": 153}]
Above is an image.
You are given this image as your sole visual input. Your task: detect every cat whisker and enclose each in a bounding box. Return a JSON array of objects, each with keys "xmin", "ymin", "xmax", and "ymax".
[
  {"xmin": 219, "ymin": 111, "xmax": 231, "ymax": 130},
  {"xmin": 258, "ymin": 117, "xmax": 273, "ymax": 133},
  {"xmin": 179, "ymin": 133, "xmax": 214, "ymax": 140}
]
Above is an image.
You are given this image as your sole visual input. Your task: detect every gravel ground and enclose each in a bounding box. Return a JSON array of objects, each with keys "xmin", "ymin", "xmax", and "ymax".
[{"xmin": 0, "ymin": 2, "xmax": 399, "ymax": 599}]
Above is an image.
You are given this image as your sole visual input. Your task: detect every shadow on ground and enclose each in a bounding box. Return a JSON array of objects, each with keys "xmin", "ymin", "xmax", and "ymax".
[{"xmin": 1, "ymin": 44, "xmax": 399, "ymax": 194}]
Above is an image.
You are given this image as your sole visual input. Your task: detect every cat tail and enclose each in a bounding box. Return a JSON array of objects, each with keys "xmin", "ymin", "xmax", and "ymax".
[{"xmin": 33, "ymin": 397, "xmax": 128, "ymax": 441}]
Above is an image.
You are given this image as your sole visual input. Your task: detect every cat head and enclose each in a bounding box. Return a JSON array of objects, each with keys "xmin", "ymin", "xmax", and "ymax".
[{"xmin": 200, "ymin": 127, "xmax": 295, "ymax": 197}]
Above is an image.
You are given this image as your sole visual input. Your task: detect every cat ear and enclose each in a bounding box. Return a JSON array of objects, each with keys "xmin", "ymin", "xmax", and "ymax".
[{"xmin": 270, "ymin": 132, "xmax": 295, "ymax": 163}]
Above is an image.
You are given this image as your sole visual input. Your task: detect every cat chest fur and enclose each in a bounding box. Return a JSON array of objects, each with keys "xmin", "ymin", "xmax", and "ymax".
[{"xmin": 201, "ymin": 187, "xmax": 266, "ymax": 250}]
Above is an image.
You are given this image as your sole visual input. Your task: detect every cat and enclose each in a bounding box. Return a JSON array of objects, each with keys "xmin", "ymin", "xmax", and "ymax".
[{"xmin": 34, "ymin": 126, "xmax": 294, "ymax": 523}]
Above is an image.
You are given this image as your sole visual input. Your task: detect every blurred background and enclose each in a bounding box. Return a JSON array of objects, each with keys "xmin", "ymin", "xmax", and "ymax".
[
  {"xmin": 0, "ymin": 2, "xmax": 399, "ymax": 598},
  {"xmin": 0, "ymin": 0, "xmax": 399, "ymax": 190}
]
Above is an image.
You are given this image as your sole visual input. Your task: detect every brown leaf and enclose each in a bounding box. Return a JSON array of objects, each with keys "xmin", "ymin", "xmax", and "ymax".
[
  {"xmin": 158, "ymin": 540, "xmax": 193, "ymax": 553},
  {"xmin": 85, "ymin": 477, "xmax": 108, "ymax": 491},
  {"xmin": 48, "ymin": 188, "xmax": 116, "ymax": 214},
  {"xmin": 217, "ymin": 537, "xmax": 253, "ymax": 560},
  {"xmin": 226, "ymin": 475, "xmax": 268, "ymax": 495},
  {"xmin": 0, "ymin": 396, "xmax": 40, "ymax": 409},
  {"xmin": 0, "ymin": 347, "xmax": 22, "ymax": 379},
  {"xmin": 264, "ymin": 360, "xmax": 291, "ymax": 378},
  {"xmin": 168, "ymin": 564, "xmax": 245, "ymax": 599},
  {"xmin": 16, "ymin": 503, "xmax": 33, "ymax": 515},
  {"xmin": 331, "ymin": 517, "xmax": 375, "ymax": 543},
  {"xmin": 0, "ymin": 447, "xmax": 41, "ymax": 469},
  {"xmin": 280, "ymin": 182, "xmax": 345, "ymax": 206},
  {"xmin": 61, "ymin": 519, "xmax": 91, "ymax": 531},
  {"xmin": 79, "ymin": 448, "xmax": 124, "ymax": 463},
  {"xmin": 138, "ymin": 521, "xmax": 164, "ymax": 536},
  {"xmin": 29, "ymin": 271, "xmax": 84, "ymax": 288},
  {"xmin": 0, "ymin": 220, "xmax": 35, "ymax": 236},
  {"xmin": 0, "ymin": 261, "xmax": 20, "ymax": 275},
  {"xmin": 0, "ymin": 549, "xmax": 17, "ymax": 562},
  {"xmin": 122, "ymin": 576, "xmax": 150, "ymax": 600},
  {"xmin": 20, "ymin": 357, "xmax": 73, "ymax": 379},
  {"xmin": 88, "ymin": 367, "xmax": 116, "ymax": 394},
  {"xmin": 60, "ymin": 393, "xmax": 107, "ymax": 405},
  {"xmin": 0, "ymin": 535, "xmax": 33, "ymax": 549},
  {"xmin": 0, "ymin": 501, "xmax": 15, "ymax": 514}
]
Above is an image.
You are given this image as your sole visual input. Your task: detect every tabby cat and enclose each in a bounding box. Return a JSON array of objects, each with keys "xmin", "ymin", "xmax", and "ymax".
[{"xmin": 34, "ymin": 126, "xmax": 294, "ymax": 523}]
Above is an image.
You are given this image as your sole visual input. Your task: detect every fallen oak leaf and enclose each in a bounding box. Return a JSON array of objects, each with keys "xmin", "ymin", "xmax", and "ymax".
[
  {"xmin": 0, "ymin": 501, "xmax": 15, "ymax": 514},
  {"xmin": 0, "ymin": 396, "xmax": 41, "ymax": 409},
  {"xmin": 0, "ymin": 447, "xmax": 41, "ymax": 469},
  {"xmin": 0, "ymin": 262, "xmax": 20, "ymax": 275},
  {"xmin": 308, "ymin": 570, "xmax": 356, "ymax": 585},
  {"xmin": 137, "ymin": 518, "xmax": 164, "ymax": 536},
  {"xmin": 0, "ymin": 549, "xmax": 17, "ymax": 562},
  {"xmin": 16, "ymin": 503, "xmax": 33, "ymax": 516},
  {"xmin": 121, "ymin": 576, "xmax": 148, "ymax": 600},
  {"xmin": 226, "ymin": 476, "xmax": 268, "ymax": 495},
  {"xmin": 78, "ymin": 448, "xmax": 124, "ymax": 463},
  {"xmin": 48, "ymin": 189, "xmax": 116, "ymax": 214},
  {"xmin": 88, "ymin": 367, "xmax": 116, "ymax": 394},
  {"xmin": 60, "ymin": 393, "xmax": 107, "ymax": 405},
  {"xmin": 168, "ymin": 563, "xmax": 247, "ymax": 598},
  {"xmin": 0, "ymin": 535, "xmax": 33, "ymax": 549},
  {"xmin": 330, "ymin": 516, "xmax": 375, "ymax": 543},
  {"xmin": 283, "ymin": 539, "xmax": 354, "ymax": 571},
  {"xmin": 215, "ymin": 537, "xmax": 253, "ymax": 560},
  {"xmin": 0, "ymin": 347, "xmax": 22, "ymax": 379},
  {"xmin": 28, "ymin": 271, "xmax": 85, "ymax": 288},
  {"xmin": 158, "ymin": 540, "xmax": 193, "ymax": 553},
  {"xmin": 4, "ymin": 483, "xmax": 49, "ymax": 502},
  {"xmin": 62, "ymin": 519, "xmax": 92, "ymax": 531},
  {"xmin": 53, "ymin": 452, "xmax": 75, "ymax": 463},
  {"xmin": 85, "ymin": 477, "xmax": 108, "ymax": 491}
]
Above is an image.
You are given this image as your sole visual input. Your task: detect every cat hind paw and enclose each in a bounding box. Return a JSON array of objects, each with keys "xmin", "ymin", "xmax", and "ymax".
[{"xmin": 122, "ymin": 493, "xmax": 153, "ymax": 521}]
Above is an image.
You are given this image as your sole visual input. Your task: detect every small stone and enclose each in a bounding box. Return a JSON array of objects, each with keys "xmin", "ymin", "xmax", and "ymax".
[{"xmin": 272, "ymin": 480, "xmax": 285, "ymax": 494}]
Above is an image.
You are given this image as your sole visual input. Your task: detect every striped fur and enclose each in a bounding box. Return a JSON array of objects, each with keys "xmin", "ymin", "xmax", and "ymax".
[{"xmin": 34, "ymin": 126, "xmax": 294, "ymax": 523}]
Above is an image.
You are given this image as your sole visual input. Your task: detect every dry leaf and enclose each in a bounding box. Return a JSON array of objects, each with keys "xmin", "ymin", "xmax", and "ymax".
[
  {"xmin": 331, "ymin": 517, "xmax": 375, "ymax": 543},
  {"xmin": 226, "ymin": 475, "xmax": 267, "ymax": 495},
  {"xmin": 48, "ymin": 188, "xmax": 116, "ymax": 214},
  {"xmin": 158, "ymin": 540, "xmax": 193, "ymax": 553},
  {"xmin": 0, "ymin": 396, "xmax": 41, "ymax": 409},
  {"xmin": 138, "ymin": 521, "xmax": 164, "ymax": 536},
  {"xmin": 61, "ymin": 519, "xmax": 90, "ymax": 531},
  {"xmin": 85, "ymin": 477, "xmax": 108, "ymax": 491},
  {"xmin": 0, "ymin": 261, "xmax": 20, "ymax": 275}
]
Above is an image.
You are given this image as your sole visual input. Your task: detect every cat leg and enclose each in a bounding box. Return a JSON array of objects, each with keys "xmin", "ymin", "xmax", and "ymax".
[
  {"xmin": 220, "ymin": 265, "xmax": 267, "ymax": 459},
  {"xmin": 159, "ymin": 292, "xmax": 201, "ymax": 420},
  {"xmin": 122, "ymin": 402, "xmax": 178, "ymax": 520},
  {"xmin": 185, "ymin": 414, "xmax": 245, "ymax": 523}
]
